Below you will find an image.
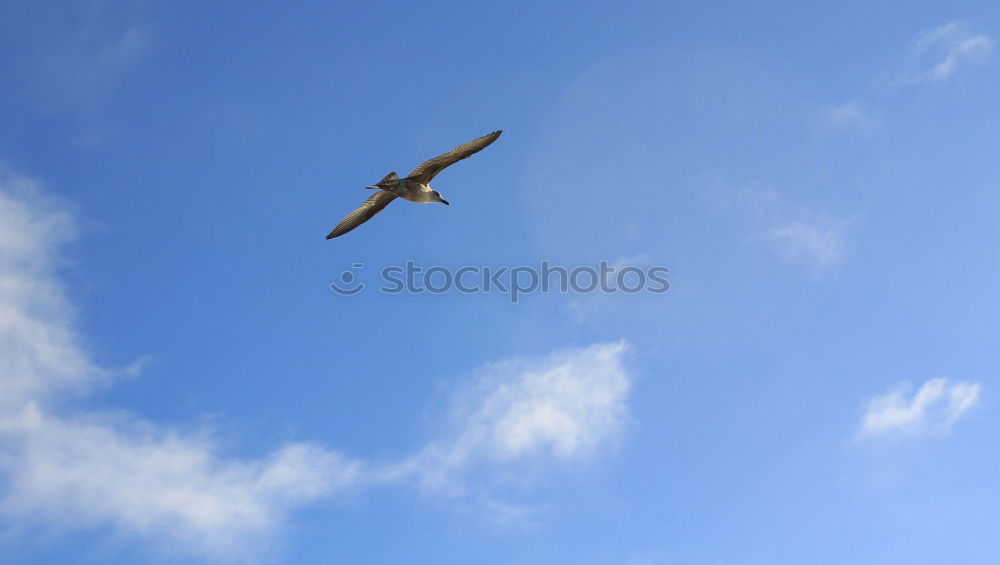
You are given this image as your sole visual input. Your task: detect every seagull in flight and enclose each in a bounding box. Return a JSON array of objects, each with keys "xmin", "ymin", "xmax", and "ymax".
[{"xmin": 326, "ymin": 130, "xmax": 502, "ymax": 239}]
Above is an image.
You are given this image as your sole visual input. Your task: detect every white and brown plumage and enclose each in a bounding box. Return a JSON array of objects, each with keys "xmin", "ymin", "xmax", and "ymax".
[{"xmin": 326, "ymin": 130, "xmax": 502, "ymax": 239}]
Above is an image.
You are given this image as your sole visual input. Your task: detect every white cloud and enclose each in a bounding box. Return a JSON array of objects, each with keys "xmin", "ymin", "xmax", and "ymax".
[
  {"xmin": 392, "ymin": 341, "xmax": 631, "ymax": 494},
  {"xmin": 859, "ymin": 378, "xmax": 981, "ymax": 438},
  {"xmin": 903, "ymin": 21, "xmax": 993, "ymax": 83},
  {"xmin": 0, "ymin": 170, "xmax": 634, "ymax": 558},
  {"xmin": 463, "ymin": 341, "xmax": 630, "ymax": 460}
]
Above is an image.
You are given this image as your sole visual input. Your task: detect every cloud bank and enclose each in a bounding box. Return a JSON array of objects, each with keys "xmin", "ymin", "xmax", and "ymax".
[
  {"xmin": 0, "ymin": 170, "xmax": 633, "ymax": 559},
  {"xmin": 0, "ymin": 171, "xmax": 365, "ymax": 560}
]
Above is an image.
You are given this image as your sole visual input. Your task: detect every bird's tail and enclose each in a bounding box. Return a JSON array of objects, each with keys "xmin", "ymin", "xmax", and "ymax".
[{"xmin": 367, "ymin": 171, "xmax": 398, "ymax": 189}]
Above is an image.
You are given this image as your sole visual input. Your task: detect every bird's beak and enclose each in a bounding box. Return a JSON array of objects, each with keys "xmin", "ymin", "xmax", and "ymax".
[
  {"xmin": 366, "ymin": 185, "xmax": 380, "ymax": 189},
  {"xmin": 440, "ymin": 199, "xmax": 450, "ymax": 205}
]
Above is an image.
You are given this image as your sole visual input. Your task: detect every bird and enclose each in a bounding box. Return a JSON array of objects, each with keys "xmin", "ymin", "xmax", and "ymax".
[{"xmin": 326, "ymin": 130, "xmax": 502, "ymax": 239}]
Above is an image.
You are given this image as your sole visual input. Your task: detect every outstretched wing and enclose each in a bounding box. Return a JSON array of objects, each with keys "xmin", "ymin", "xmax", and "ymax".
[
  {"xmin": 326, "ymin": 190, "xmax": 398, "ymax": 239},
  {"xmin": 406, "ymin": 130, "xmax": 502, "ymax": 184}
]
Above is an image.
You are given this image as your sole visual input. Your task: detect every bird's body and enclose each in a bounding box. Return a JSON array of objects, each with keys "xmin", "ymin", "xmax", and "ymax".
[
  {"xmin": 326, "ymin": 130, "xmax": 502, "ymax": 239},
  {"xmin": 378, "ymin": 177, "xmax": 440, "ymax": 204}
]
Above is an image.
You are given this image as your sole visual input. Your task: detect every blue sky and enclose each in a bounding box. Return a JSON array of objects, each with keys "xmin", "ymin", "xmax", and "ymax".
[{"xmin": 1, "ymin": 2, "xmax": 999, "ymax": 564}]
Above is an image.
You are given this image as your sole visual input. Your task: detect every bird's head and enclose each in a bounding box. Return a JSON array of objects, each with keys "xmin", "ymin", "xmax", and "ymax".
[{"xmin": 432, "ymin": 191, "xmax": 449, "ymax": 205}]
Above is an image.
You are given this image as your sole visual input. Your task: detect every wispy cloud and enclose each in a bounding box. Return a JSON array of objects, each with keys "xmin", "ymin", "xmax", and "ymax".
[
  {"xmin": 5, "ymin": 14, "xmax": 150, "ymax": 145},
  {"xmin": 859, "ymin": 378, "xmax": 981, "ymax": 438},
  {"xmin": 733, "ymin": 186, "xmax": 851, "ymax": 276},
  {"xmin": 822, "ymin": 102, "xmax": 882, "ymax": 137},
  {"xmin": 0, "ymin": 170, "xmax": 633, "ymax": 559},
  {"xmin": 566, "ymin": 254, "xmax": 667, "ymax": 324},
  {"xmin": 902, "ymin": 21, "xmax": 993, "ymax": 84},
  {"xmin": 825, "ymin": 102, "xmax": 867, "ymax": 126},
  {"xmin": 101, "ymin": 27, "xmax": 148, "ymax": 66},
  {"xmin": 768, "ymin": 220, "xmax": 845, "ymax": 273}
]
